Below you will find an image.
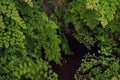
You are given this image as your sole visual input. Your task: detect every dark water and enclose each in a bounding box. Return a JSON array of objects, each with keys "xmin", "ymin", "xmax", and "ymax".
[{"xmin": 50, "ymin": 35, "xmax": 88, "ymax": 80}]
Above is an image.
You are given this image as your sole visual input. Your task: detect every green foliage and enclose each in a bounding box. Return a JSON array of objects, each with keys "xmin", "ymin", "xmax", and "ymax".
[
  {"xmin": 86, "ymin": 0, "xmax": 118, "ymax": 27},
  {"xmin": 23, "ymin": 0, "xmax": 33, "ymax": 7},
  {"xmin": 64, "ymin": 0, "xmax": 97, "ymax": 49},
  {"xmin": 0, "ymin": 0, "xmax": 61, "ymax": 80},
  {"xmin": 64, "ymin": 0, "xmax": 119, "ymax": 50},
  {"xmin": 74, "ymin": 8, "xmax": 120, "ymax": 79},
  {"xmin": 0, "ymin": 0, "xmax": 26, "ymax": 53},
  {"xmin": 0, "ymin": 0, "xmax": 120, "ymax": 80},
  {"xmin": 0, "ymin": 0, "xmax": 26, "ymax": 29},
  {"xmin": 73, "ymin": 21, "xmax": 95, "ymax": 49},
  {"xmin": 65, "ymin": 0, "xmax": 118, "ymax": 28},
  {"xmin": 0, "ymin": 56, "xmax": 58, "ymax": 80},
  {"xmin": 48, "ymin": 0, "xmax": 72, "ymax": 54},
  {"xmin": 75, "ymin": 53, "xmax": 120, "ymax": 80},
  {"xmin": 65, "ymin": 0, "xmax": 120, "ymax": 80}
]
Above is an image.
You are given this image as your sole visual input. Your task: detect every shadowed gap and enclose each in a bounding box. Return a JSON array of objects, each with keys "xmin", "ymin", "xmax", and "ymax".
[{"xmin": 50, "ymin": 35, "xmax": 88, "ymax": 80}]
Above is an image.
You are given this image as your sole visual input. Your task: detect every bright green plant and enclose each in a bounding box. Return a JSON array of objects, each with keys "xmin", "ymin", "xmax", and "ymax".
[
  {"xmin": 0, "ymin": 55, "xmax": 58, "ymax": 80},
  {"xmin": 75, "ymin": 53, "xmax": 120, "ymax": 80},
  {"xmin": 0, "ymin": 0, "xmax": 120, "ymax": 80},
  {"xmin": 64, "ymin": 0, "xmax": 120, "ymax": 50},
  {"xmin": 65, "ymin": 0, "xmax": 119, "ymax": 28},
  {"xmin": 46, "ymin": 0, "xmax": 72, "ymax": 54},
  {"xmin": 0, "ymin": 0, "xmax": 62, "ymax": 80},
  {"xmin": 64, "ymin": 0, "xmax": 120, "ymax": 80}
]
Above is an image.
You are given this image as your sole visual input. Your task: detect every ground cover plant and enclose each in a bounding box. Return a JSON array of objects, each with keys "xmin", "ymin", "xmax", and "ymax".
[{"xmin": 0, "ymin": 0, "xmax": 120, "ymax": 80}]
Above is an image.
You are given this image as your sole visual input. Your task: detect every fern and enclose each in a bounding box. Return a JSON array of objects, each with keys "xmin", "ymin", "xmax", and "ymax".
[
  {"xmin": 75, "ymin": 53, "xmax": 120, "ymax": 80},
  {"xmin": 0, "ymin": 0, "xmax": 120, "ymax": 80},
  {"xmin": 0, "ymin": 0, "xmax": 26, "ymax": 29},
  {"xmin": 0, "ymin": 0, "xmax": 61, "ymax": 80},
  {"xmin": 23, "ymin": 0, "xmax": 33, "ymax": 7},
  {"xmin": 0, "ymin": 55, "xmax": 58, "ymax": 80},
  {"xmin": 64, "ymin": 0, "xmax": 119, "ymax": 50},
  {"xmin": 65, "ymin": 0, "xmax": 118, "ymax": 28},
  {"xmin": 86, "ymin": 0, "xmax": 118, "ymax": 27}
]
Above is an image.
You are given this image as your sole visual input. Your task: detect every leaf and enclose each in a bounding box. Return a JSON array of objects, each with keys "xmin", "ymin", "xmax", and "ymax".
[{"xmin": 112, "ymin": 76, "xmax": 118, "ymax": 80}]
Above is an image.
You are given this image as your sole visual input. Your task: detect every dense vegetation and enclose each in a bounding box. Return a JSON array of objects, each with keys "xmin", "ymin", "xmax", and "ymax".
[{"xmin": 0, "ymin": 0, "xmax": 120, "ymax": 80}]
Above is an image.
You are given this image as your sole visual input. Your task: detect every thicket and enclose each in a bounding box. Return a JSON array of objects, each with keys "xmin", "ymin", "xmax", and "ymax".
[
  {"xmin": 65, "ymin": 0, "xmax": 120, "ymax": 80},
  {"xmin": 0, "ymin": 0, "xmax": 120, "ymax": 80},
  {"xmin": 0, "ymin": 0, "xmax": 60, "ymax": 80}
]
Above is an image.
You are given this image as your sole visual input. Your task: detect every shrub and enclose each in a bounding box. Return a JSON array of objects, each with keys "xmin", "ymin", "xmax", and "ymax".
[
  {"xmin": 0, "ymin": 0, "xmax": 120, "ymax": 80},
  {"xmin": 0, "ymin": 0, "xmax": 61, "ymax": 79},
  {"xmin": 75, "ymin": 53, "xmax": 120, "ymax": 80}
]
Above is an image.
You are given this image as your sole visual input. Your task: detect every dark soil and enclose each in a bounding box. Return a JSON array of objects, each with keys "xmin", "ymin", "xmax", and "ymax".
[{"xmin": 50, "ymin": 35, "xmax": 88, "ymax": 80}]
